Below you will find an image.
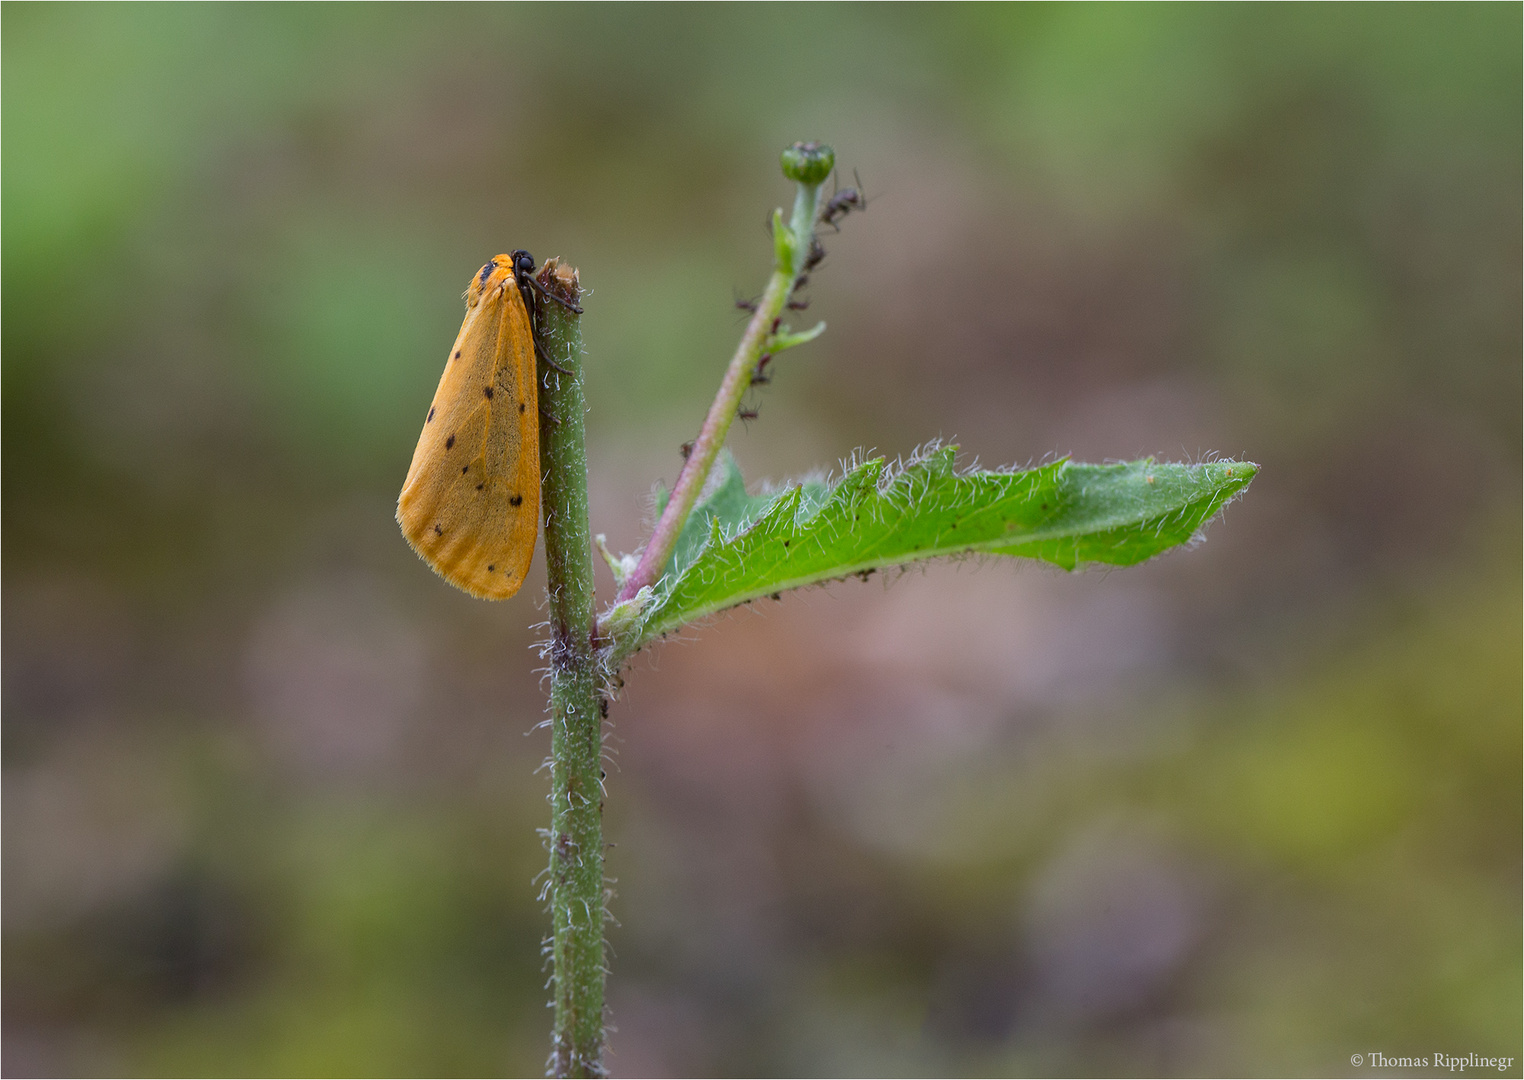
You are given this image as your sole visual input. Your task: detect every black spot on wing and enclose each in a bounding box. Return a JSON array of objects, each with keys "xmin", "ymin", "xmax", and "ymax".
[
  {"xmin": 446, "ymin": 434, "xmax": 455, "ymax": 450},
  {"xmin": 434, "ymin": 524, "xmax": 443, "ymax": 536},
  {"xmin": 518, "ymin": 403, "xmax": 526, "ymax": 413},
  {"xmin": 427, "ymin": 406, "xmax": 435, "ymax": 423},
  {"xmin": 484, "ymin": 386, "xmax": 494, "ymax": 399},
  {"xmin": 509, "ymin": 494, "xmax": 523, "ymax": 507}
]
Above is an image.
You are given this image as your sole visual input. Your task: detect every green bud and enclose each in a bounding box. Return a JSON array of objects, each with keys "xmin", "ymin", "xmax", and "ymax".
[{"xmin": 780, "ymin": 141, "xmax": 835, "ymax": 186}]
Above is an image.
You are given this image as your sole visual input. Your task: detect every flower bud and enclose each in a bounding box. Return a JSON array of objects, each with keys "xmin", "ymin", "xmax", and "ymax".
[{"xmin": 780, "ymin": 141, "xmax": 835, "ymax": 186}]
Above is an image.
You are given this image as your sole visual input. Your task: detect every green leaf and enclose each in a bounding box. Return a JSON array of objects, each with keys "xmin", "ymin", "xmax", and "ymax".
[
  {"xmin": 653, "ymin": 449, "xmax": 778, "ymax": 579},
  {"xmin": 605, "ymin": 446, "xmax": 1256, "ymax": 661},
  {"xmin": 766, "ymin": 320, "xmax": 826, "ymax": 353}
]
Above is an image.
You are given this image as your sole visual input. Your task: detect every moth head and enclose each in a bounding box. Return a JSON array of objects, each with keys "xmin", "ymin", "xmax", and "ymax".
[{"xmin": 466, "ymin": 255, "xmax": 517, "ymax": 308}]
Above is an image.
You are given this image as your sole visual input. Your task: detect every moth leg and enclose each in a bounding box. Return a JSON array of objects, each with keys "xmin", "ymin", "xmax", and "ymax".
[
  {"xmin": 534, "ymin": 331, "xmax": 574, "ymax": 376},
  {"xmin": 526, "ymin": 271, "xmax": 583, "ymax": 315}
]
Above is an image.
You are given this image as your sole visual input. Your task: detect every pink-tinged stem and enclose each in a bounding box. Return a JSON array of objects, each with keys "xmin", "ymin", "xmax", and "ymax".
[
  {"xmin": 614, "ymin": 267, "xmax": 793, "ymax": 602},
  {"xmin": 611, "ymin": 142, "xmax": 833, "ymax": 609}
]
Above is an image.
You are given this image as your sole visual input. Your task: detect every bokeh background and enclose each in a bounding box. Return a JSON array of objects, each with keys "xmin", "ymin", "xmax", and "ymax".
[{"xmin": 4, "ymin": 6, "xmax": 1519, "ymax": 1077}]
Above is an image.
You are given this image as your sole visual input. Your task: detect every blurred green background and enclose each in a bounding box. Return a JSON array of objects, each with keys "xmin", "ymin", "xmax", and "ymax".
[{"xmin": 4, "ymin": 5, "xmax": 1519, "ymax": 1077}]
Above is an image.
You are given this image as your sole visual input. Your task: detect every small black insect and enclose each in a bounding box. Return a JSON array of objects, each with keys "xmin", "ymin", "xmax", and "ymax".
[
  {"xmin": 820, "ymin": 170, "xmax": 868, "ymax": 231},
  {"xmin": 802, "ymin": 235, "xmax": 827, "ymax": 274}
]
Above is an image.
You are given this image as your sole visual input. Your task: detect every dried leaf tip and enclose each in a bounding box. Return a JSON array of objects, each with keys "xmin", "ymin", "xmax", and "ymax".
[{"xmin": 537, "ymin": 257, "xmax": 582, "ymax": 309}]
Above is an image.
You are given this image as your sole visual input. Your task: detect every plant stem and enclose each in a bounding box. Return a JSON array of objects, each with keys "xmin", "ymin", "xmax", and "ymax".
[
  {"xmin": 534, "ymin": 259, "xmax": 605, "ymax": 1079},
  {"xmin": 612, "ymin": 164, "xmax": 829, "ymax": 607}
]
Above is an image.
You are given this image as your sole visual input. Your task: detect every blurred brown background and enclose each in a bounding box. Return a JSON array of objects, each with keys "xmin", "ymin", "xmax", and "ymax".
[{"xmin": 3, "ymin": 5, "xmax": 1519, "ymax": 1077}]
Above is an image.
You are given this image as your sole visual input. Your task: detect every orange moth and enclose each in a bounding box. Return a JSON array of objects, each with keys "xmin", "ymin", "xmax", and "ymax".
[{"xmin": 397, "ymin": 251, "xmax": 542, "ymax": 600}]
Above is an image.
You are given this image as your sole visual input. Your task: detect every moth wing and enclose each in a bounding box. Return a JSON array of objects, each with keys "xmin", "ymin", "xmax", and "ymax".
[{"xmin": 398, "ymin": 276, "xmax": 539, "ymax": 600}]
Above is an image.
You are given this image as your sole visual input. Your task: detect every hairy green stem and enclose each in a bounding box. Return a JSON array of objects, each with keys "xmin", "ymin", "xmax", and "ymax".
[
  {"xmin": 610, "ymin": 147, "xmax": 832, "ymax": 608},
  {"xmin": 534, "ymin": 259, "xmax": 605, "ymax": 1079}
]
